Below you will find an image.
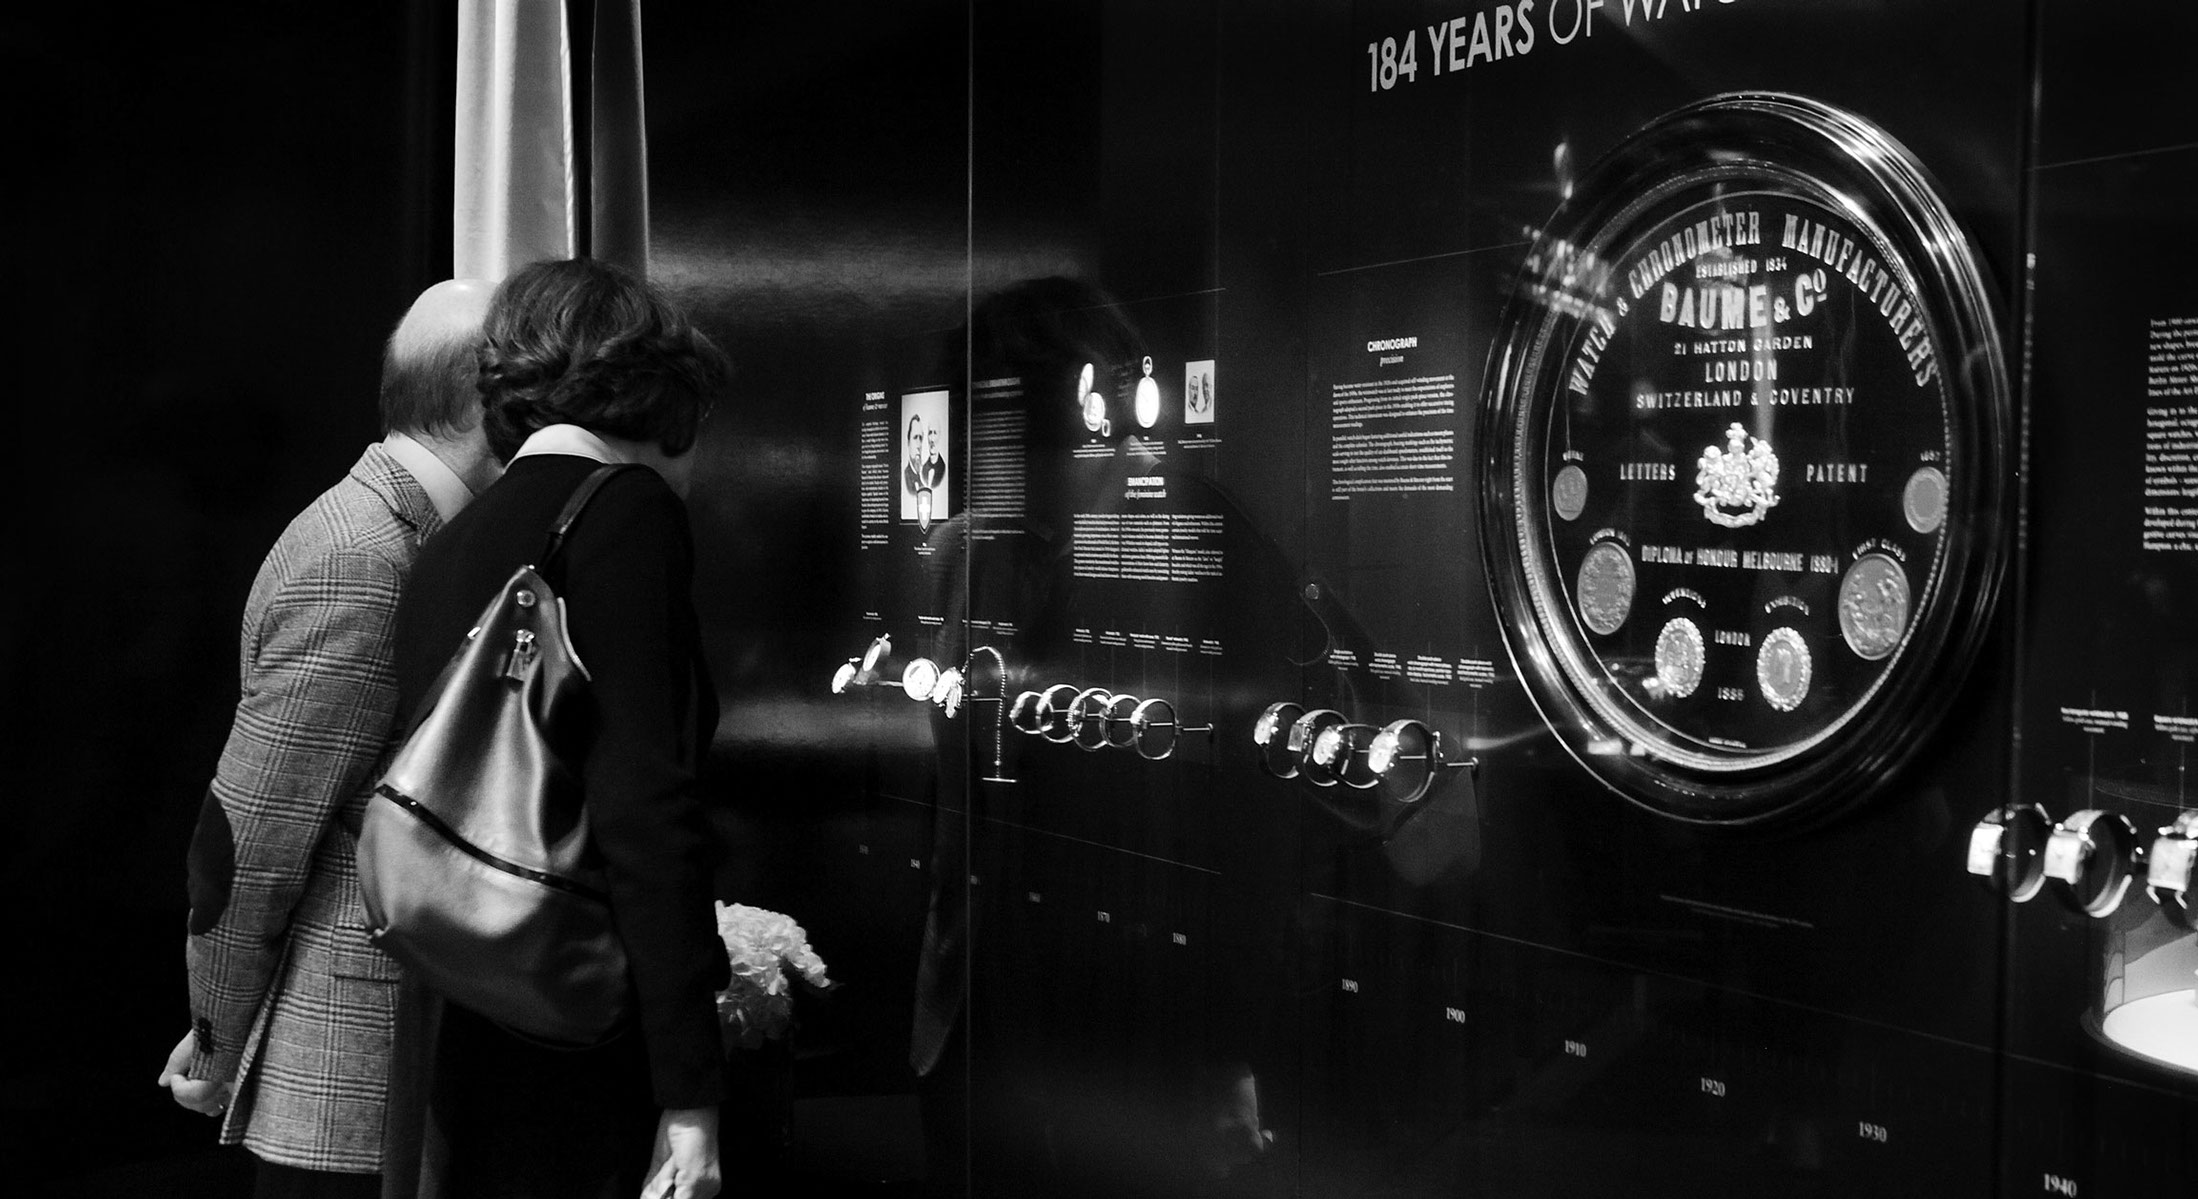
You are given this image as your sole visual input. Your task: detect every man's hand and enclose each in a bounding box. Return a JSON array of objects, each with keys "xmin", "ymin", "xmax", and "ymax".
[
  {"xmin": 641, "ymin": 1105, "xmax": 721, "ymax": 1199},
  {"xmin": 158, "ymin": 1031, "xmax": 232, "ymax": 1118}
]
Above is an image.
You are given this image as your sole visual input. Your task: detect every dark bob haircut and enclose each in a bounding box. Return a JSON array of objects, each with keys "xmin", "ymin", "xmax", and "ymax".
[{"xmin": 477, "ymin": 257, "xmax": 731, "ymax": 462}]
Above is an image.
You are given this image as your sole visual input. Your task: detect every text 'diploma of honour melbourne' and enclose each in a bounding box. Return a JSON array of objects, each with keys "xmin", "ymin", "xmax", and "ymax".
[
  {"xmin": 1330, "ymin": 375, "xmax": 1458, "ymax": 498},
  {"xmin": 1070, "ymin": 513, "xmax": 1225, "ymax": 582},
  {"xmin": 2144, "ymin": 318, "xmax": 2198, "ymax": 552}
]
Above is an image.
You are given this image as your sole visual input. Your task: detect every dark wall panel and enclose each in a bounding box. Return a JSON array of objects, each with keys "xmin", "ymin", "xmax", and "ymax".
[{"xmin": 646, "ymin": 1, "xmax": 2198, "ymax": 1195}]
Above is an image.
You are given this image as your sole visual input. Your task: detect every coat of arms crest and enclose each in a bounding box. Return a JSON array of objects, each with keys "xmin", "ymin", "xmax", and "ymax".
[{"xmin": 1693, "ymin": 422, "xmax": 1781, "ymax": 528}]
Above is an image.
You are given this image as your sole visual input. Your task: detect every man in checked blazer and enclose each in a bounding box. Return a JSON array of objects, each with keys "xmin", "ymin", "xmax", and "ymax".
[{"xmin": 159, "ymin": 280, "xmax": 501, "ymax": 1198}]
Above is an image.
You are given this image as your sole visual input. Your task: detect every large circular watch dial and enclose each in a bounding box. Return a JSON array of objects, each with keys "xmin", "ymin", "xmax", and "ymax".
[{"xmin": 1480, "ymin": 94, "xmax": 2012, "ymax": 824}]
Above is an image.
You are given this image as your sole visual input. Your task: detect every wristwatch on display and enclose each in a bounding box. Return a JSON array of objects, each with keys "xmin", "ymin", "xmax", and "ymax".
[
  {"xmin": 2041, "ymin": 808, "xmax": 2140, "ymax": 918},
  {"xmin": 1034, "ymin": 683, "xmax": 1081, "ymax": 743},
  {"xmin": 1009, "ymin": 690, "xmax": 1045, "ymax": 735},
  {"xmin": 1289, "ymin": 709, "xmax": 1348, "ymax": 787},
  {"xmin": 2144, "ymin": 809, "xmax": 2198, "ymax": 930},
  {"xmin": 1069, "ymin": 688, "xmax": 1115, "ymax": 751},
  {"xmin": 1964, "ymin": 803, "xmax": 2053, "ymax": 903},
  {"xmin": 1310, "ymin": 723, "xmax": 1380, "ymax": 790},
  {"xmin": 1365, "ymin": 718, "xmax": 1457, "ymax": 804},
  {"xmin": 1130, "ymin": 697, "xmax": 1209, "ymax": 761},
  {"xmin": 1102, "ymin": 693, "xmax": 1143, "ymax": 750},
  {"xmin": 1253, "ymin": 701, "xmax": 1306, "ymax": 779}
]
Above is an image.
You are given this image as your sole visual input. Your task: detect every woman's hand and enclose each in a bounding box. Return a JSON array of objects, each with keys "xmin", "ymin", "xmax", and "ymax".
[
  {"xmin": 642, "ymin": 1104, "xmax": 721, "ymax": 1199},
  {"xmin": 157, "ymin": 1031, "xmax": 232, "ymax": 1117}
]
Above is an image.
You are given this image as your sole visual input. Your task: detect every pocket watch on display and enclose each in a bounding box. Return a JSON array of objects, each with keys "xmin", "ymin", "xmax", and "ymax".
[
  {"xmin": 1478, "ymin": 93, "xmax": 2013, "ymax": 825},
  {"xmin": 1134, "ymin": 356, "xmax": 1162, "ymax": 429}
]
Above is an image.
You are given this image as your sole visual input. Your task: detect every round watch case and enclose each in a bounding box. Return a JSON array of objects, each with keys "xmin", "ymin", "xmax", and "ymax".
[{"xmin": 1478, "ymin": 93, "xmax": 2013, "ymax": 826}]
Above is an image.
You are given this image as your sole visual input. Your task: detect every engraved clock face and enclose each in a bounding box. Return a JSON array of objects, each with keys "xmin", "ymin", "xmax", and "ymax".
[
  {"xmin": 1539, "ymin": 188, "xmax": 1949, "ymax": 755},
  {"xmin": 1480, "ymin": 94, "xmax": 2012, "ymax": 824}
]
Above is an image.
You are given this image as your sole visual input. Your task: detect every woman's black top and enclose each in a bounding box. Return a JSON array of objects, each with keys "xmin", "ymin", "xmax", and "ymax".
[{"xmin": 392, "ymin": 453, "xmax": 727, "ymax": 1109}]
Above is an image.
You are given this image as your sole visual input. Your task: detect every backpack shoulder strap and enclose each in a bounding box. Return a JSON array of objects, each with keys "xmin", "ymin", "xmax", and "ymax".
[{"xmin": 537, "ymin": 464, "xmax": 641, "ymax": 570}]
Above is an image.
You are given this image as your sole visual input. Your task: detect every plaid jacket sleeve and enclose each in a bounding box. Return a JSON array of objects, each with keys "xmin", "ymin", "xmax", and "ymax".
[{"xmin": 184, "ymin": 544, "xmax": 406, "ymax": 1081}]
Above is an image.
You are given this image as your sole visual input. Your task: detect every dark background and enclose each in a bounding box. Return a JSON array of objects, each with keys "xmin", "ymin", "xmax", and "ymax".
[
  {"xmin": 10, "ymin": 2, "xmax": 2198, "ymax": 1196},
  {"xmin": 7, "ymin": 5, "xmax": 451, "ymax": 1194}
]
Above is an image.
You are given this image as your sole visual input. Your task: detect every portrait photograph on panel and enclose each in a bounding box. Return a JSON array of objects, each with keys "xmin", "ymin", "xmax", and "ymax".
[
  {"xmin": 900, "ymin": 388, "xmax": 951, "ymax": 525},
  {"xmin": 1185, "ymin": 358, "xmax": 1216, "ymax": 424}
]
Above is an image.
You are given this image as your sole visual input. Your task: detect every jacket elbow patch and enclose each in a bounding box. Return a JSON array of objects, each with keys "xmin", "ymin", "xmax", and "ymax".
[{"xmin": 185, "ymin": 790, "xmax": 235, "ymax": 935}]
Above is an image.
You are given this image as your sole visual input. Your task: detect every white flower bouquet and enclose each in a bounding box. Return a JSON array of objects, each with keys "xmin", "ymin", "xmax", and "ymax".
[{"xmin": 713, "ymin": 901, "xmax": 832, "ymax": 1050}]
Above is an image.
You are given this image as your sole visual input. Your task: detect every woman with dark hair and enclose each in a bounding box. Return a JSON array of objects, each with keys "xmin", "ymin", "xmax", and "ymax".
[{"xmin": 383, "ymin": 257, "xmax": 733, "ymax": 1199}]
